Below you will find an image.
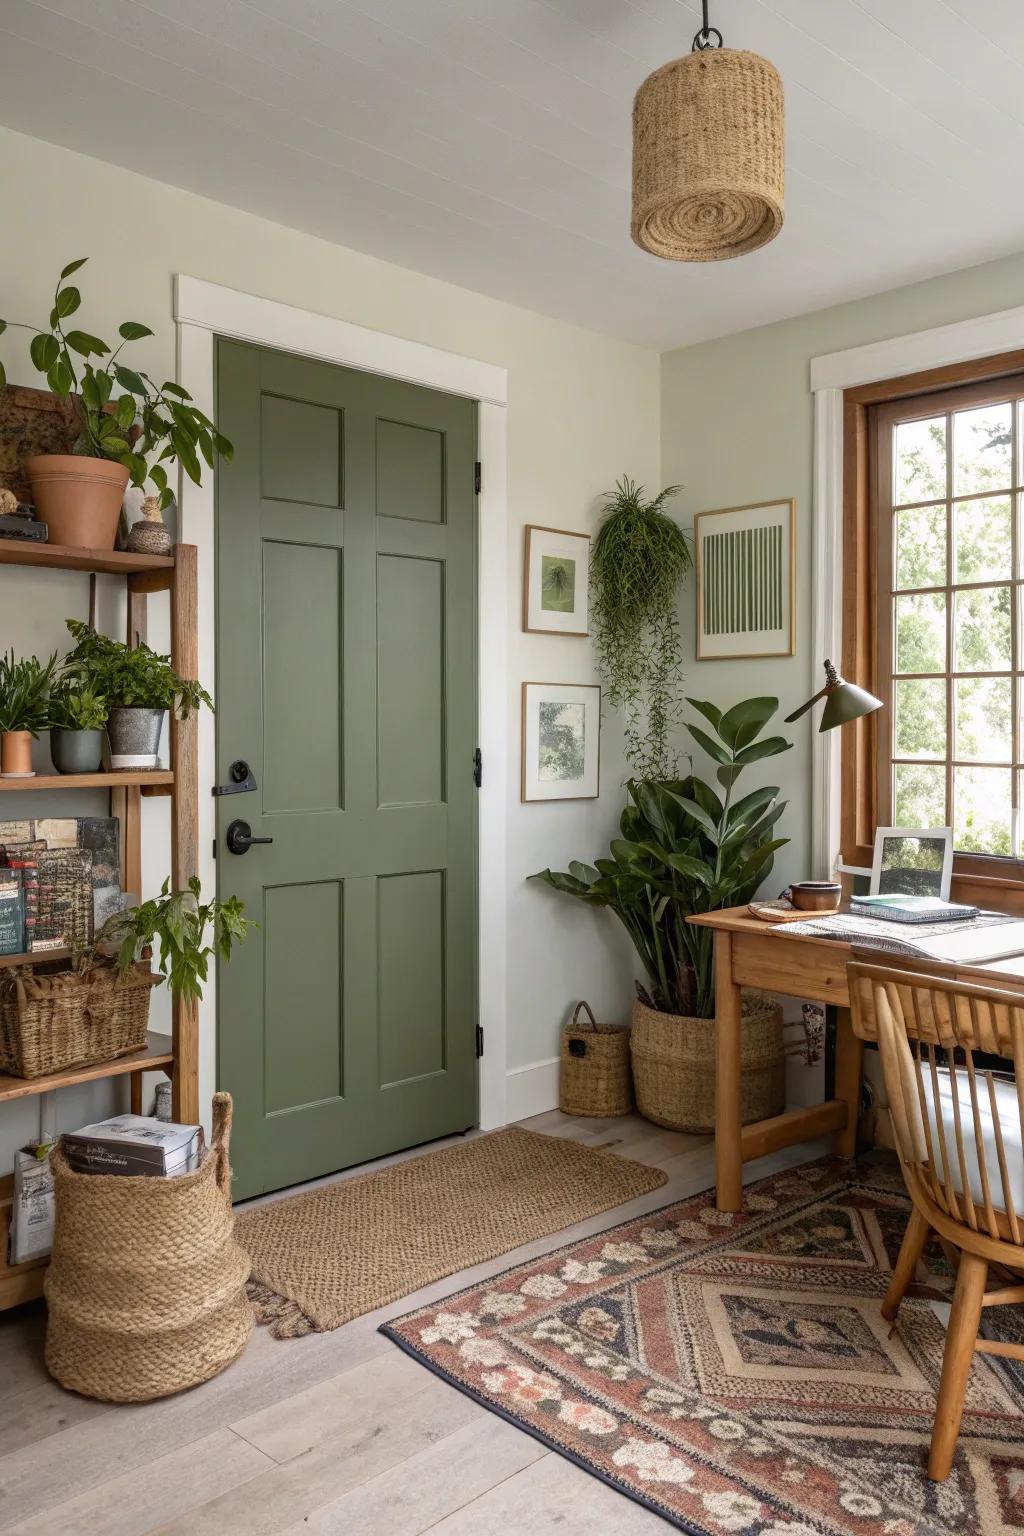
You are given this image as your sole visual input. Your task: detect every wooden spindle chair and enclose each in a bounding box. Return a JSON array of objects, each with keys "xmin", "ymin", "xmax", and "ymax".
[{"xmin": 849, "ymin": 959, "xmax": 1024, "ymax": 1479}]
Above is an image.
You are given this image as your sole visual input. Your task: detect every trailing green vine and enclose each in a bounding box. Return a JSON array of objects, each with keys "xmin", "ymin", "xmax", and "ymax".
[{"xmin": 589, "ymin": 478, "xmax": 692, "ymax": 779}]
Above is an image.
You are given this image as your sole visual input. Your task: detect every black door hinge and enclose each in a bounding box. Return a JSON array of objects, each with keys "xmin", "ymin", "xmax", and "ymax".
[
  {"xmin": 473, "ymin": 747, "xmax": 482, "ymax": 787},
  {"xmin": 476, "ymin": 1024, "xmax": 484, "ymax": 1058},
  {"xmin": 474, "ymin": 461, "xmax": 481, "ymax": 495},
  {"xmin": 212, "ymin": 838, "xmax": 217, "ymax": 859}
]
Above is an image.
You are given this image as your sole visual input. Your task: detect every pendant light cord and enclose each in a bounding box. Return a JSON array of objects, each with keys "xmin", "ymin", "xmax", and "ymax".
[{"xmin": 692, "ymin": 0, "xmax": 723, "ymax": 50}]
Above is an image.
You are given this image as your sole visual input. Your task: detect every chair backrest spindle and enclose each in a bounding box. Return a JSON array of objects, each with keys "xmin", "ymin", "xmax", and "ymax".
[{"xmin": 849, "ymin": 959, "xmax": 1024, "ymax": 1258}]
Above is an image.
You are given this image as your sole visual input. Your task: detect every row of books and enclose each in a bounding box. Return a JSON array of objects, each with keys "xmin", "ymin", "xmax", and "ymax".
[
  {"xmin": 0, "ymin": 817, "xmax": 122, "ymax": 957},
  {"xmin": 0, "ymin": 849, "xmax": 93, "ymax": 955}
]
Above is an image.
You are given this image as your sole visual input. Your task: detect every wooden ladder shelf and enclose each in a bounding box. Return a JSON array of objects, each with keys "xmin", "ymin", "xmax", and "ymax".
[{"xmin": 0, "ymin": 540, "xmax": 200, "ymax": 1311}]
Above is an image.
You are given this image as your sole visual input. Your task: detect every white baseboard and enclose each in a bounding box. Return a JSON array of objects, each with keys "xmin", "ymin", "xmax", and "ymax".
[{"xmin": 504, "ymin": 1057, "xmax": 560, "ymax": 1123}]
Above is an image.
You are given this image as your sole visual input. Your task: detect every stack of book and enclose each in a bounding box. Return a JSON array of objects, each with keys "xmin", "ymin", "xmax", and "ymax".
[
  {"xmin": 61, "ymin": 1116, "xmax": 205, "ymax": 1178},
  {"xmin": 0, "ymin": 873, "xmax": 24, "ymax": 955}
]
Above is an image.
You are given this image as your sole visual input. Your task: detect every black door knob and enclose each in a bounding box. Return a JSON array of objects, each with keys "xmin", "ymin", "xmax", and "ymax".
[{"xmin": 225, "ymin": 819, "xmax": 273, "ymax": 855}]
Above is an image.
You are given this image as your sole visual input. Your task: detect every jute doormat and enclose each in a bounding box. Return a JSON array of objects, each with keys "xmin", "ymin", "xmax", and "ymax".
[
  {"xmin": 383, "ymin": 1154, "xmax": 1019, "ymax": 1535},
  {"xmin": 235, "ymin": 1127, "xmax": 666, "ymax": 1338}
]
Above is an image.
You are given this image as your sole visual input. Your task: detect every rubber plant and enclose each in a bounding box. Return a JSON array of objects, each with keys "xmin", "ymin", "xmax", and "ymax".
[
  {"xmin": 589, "ymin": 477, "xmax": 692, "ymax": 779},
  {"xmin": 531, "ymin": 697, "xmax": 791, "ymax": 1019}
]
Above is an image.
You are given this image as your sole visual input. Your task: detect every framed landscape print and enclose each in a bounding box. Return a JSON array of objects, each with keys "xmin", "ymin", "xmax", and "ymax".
[
  {"xmin": 521, "ymin": 683, "xmax": 600, "ymax": 802},
  {"xmin": 523, "ymin": 525, "xmax": 589, "ymax": 636},
  {"xmin": 694, "ymin": 499, "xmax": 795, "ymax": 660}
]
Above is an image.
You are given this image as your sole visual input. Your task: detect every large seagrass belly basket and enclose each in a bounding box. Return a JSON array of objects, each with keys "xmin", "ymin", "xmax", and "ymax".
[
  {"xmin": 631, "ymin": 993, "xmax": 784, "ymax": 1134},
  {"xmin": 44, "ymin": 1092, "xmax": 253, "ymax": 1402}
]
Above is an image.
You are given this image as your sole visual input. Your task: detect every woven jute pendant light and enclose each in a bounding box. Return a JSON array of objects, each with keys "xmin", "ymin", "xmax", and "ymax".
[{"xmin": 632, "ymin": 2, "xmax": 784, "ymax": 262}]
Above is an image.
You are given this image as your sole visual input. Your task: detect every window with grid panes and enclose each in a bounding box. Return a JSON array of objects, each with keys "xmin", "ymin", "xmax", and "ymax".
[{"xmin": 874, "ymin": 379, "xmax": 1024, "ymax": 863}]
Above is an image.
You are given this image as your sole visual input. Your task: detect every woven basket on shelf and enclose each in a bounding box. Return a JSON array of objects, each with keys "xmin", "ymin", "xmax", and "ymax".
[
  {"xmin": 631, "ymin": 993, "xmax": 784, "ymax": 1133},
  {"xmin": 0, "ymin": 960, "xmax": 158, "ymax": 1079},
  {"xmin": 45, "ymin": 1092, "xmax": 253, "ymax": 1403},
  {"xmin": 632, "ymin": 47, "xmax": 784, "ymax": 262},
  {"xmin": 559, "ymin": 1001, "xmax": 633, "ymax": 1118}
]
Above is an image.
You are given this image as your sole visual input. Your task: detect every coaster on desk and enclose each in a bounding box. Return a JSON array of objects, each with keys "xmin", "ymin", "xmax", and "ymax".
[{"xmin": 748, "ymin": 898, "xmax": 841, "ymax": 923}]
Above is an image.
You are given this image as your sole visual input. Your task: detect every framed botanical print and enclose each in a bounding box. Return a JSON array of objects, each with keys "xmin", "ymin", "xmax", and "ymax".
[
  {"xmin": 523, "ymin": 525, "xmax": 589, "ymax": 636},
  {"xmin": 694, "ymin": 498, "xmax": 795, "ymax": 660},
  {"xmin": 521, "ymin": 682, "xmax": 600, "ymax": 802}
]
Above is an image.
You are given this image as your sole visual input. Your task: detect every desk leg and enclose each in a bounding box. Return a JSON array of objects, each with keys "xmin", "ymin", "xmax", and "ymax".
[
  {"xmin": 833, "ymin": 1006, "xmax": 863, "ymax": 1159},
  {"xmin": 715, "ymin": 931, "xmax": 743, "ymax": 1212}
]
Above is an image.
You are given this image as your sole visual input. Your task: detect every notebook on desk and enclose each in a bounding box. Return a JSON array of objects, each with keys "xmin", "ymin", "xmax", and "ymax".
[{"xmin": 780, "ymin": 910, "xmax": 1024, "ymax": 966}]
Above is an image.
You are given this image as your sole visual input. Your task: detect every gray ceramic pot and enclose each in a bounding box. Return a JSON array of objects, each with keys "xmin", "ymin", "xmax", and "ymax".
[
  {"xmin": 50, "ymin": 727, "xmax": 105, "ymax": 775},
  {"xmin": 106, "ymin": 707, "xmax": 164, "ymax": 769}
]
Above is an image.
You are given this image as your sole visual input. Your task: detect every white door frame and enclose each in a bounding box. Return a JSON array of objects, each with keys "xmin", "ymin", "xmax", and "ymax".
[
  {"xmin": 173, "ymin": 275, "xmax": 509, "ymax": 1136},
  {"xmin": 810, "ymin": 301, "xmax": 1024, "ymax": 877}
]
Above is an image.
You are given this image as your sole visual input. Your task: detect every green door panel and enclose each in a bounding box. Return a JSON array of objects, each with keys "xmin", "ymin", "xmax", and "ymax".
[
  {"xmin": 215, "ymin": 339, "xmax": 478, "ymax": 1200},
  {"xmin": 376, "ymin": 554, "xmax": 444, "ymax": 806}
]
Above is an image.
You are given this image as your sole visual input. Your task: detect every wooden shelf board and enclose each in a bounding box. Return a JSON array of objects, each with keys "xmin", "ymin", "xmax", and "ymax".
[
  {"xmin": 0, "ymin": 541, "xmax": 174, "ymax": 577},
  {"xmin": 0, "ymin": 1033, "xmax": 173, "ymax": 1102},
  {"xmin": 0, "ymin": 770, "xmax": 173, "ymax": 792},
  {"xmin": 0, "ymin": 948, "xmax": 72, "ymax": 970}
]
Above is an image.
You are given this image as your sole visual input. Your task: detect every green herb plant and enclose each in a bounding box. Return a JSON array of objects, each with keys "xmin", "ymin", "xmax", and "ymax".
[
  {"xmin": 61, "ymin": 619, "xmax": 212, "ymax": 717},
  {"xmin": 0, "ymin": 258, "xmax": 233, "ymax": 510},
  {"xmin": 97, "ymin": 877, "xmax": 252, "ymax": 1005},
  {"xmin": 0, "ymin": 650, "xmax": 58, "ymax": 736},
  {"xmin": 47, "ymin": 681, "xmax": 108, "ymax": 732},
  {"xmin": 532, "ymin": 697, "xmax": 791, "ymax": 1019},
  {"xmin": 589, "ymin": 478, "xmax": 692, "ymax": 779}
]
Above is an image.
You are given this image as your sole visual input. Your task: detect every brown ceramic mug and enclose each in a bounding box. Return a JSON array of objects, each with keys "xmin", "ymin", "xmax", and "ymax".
[{"xmin": 784, "ymin": 881, "xmax": 842, "ymax": 912}]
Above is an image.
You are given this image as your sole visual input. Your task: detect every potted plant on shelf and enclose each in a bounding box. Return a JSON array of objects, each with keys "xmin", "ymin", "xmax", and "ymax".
[
  {"xmin": 0, "ymin": 650, "xmax": 58, "ymax": 778},
  {"xmin": 59, "ymin": 619, "xmax": 212, "ymax": 771},
  {"xmin": 532, "ymin": 696, "xmax": 792, "ymax": 1133},
  {"xmin": 47, "ymin": 681, "xmax": 108, "ymax": 775},
  {"xmin": 0, "ymin": 257, "xmax": 233, "ymax": 550},
  {"xmin": 589, "ymin": 477, "xmax": 692, "ymax": 779}
]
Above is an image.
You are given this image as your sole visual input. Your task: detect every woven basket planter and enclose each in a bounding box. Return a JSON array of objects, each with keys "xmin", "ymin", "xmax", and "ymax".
[
  {"xmin": 45, "ymin": 1093, "xmax": 253, "ymax": 1402},
  {"xmin": 0, "ymin": 960, "xmax": 159, "ymax": 1079},
  {"xmin": 559, "ymin": 1001, "xmax": 633, "ymax": 1118},
  {"xmin": 632, "ymin": 48, "xmax": 784, "ymax": 262},
  {"xmin": 631, "ymin": 994, "xmax": 784, "ymax": 1133}
]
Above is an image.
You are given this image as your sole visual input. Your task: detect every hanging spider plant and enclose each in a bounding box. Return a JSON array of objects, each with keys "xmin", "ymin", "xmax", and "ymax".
[{"xmin": 589, "ymin": 478, "xmax": 692, "ymax": 779}]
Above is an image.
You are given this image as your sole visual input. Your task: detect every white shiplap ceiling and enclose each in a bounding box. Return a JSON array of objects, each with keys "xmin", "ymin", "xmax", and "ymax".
[{"xmin": 1, "ymin": 0, "xmax": 1023, "ymax": 349}]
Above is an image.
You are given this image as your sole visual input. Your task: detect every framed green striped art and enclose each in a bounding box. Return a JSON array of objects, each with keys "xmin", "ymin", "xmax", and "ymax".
[{"xmin": 694, "ymin": 498, "xmax": 796, "ymax": 660}]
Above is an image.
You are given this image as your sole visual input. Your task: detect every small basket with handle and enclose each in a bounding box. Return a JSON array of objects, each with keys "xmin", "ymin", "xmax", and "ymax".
[{"xmin": 559, "ymin": 1001, "xmax": 633, "ymax": 1118}]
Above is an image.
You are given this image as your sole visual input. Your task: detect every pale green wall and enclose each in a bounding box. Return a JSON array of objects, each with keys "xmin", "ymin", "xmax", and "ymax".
[{"xmin": 661, "ymin": 250, "xmax": 1024, "ymax": 887}]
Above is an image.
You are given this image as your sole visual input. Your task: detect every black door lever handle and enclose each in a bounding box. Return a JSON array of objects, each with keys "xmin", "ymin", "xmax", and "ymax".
[{"xmin": 225, "ymin": 819, "xmax": 273, "ymax": 855}]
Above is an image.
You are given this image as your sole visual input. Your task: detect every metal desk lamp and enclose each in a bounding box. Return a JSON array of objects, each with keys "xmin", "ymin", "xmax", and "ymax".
[{"xmin": 784, "ymin": 659, "xmax": 882, "ymax": 732}]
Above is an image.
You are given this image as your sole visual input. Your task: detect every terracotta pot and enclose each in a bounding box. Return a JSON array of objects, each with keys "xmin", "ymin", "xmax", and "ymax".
[
  {"xmin": 24, "ymin": 455, "xmax": 130, "ymax": 550},
  {"xmin": 1, "ymin": 731, "xmax": 34, "ymax": 777}
]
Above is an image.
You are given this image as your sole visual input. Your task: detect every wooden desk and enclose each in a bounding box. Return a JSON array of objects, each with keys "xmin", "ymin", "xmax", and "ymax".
[{"xmin": 690, "ymin": 908, "xmax": 1024, "ymax": 1213}]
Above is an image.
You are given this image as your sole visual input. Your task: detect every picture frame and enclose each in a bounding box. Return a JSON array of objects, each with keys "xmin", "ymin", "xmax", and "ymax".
[
  {"xmin": 694, "ymin": 498, "xmax": 796, "ymax": 660},
  {"xmin": 870, "ymin": 826, "xmax": 953, "ymax": 900},
  {"xmin": 522, "ymin": 525, "xmax": 590, "ymax": 636},
  {"xmin": 521, "ymin": 682, "xmax": 600, "ymax": 802}
]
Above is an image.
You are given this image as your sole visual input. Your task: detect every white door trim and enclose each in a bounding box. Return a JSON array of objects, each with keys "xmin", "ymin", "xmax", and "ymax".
[
  {"xmin": 811, "ymin": 301, "xmax": 1024, "ymax": 875},
  {"xmin": 173, "ymin": 275, "xmax": 509, "ymax": 1137}
]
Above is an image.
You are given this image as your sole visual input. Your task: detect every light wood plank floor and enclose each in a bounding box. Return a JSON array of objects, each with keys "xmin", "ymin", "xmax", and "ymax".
[{"xmin": 0, "ymin": 1112, "xmax": 831, "ymax": 1535}]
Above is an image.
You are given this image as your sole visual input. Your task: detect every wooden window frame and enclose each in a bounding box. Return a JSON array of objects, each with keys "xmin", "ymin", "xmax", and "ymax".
[{"xmin": 842, "ymin": 347, "xmax": 1024, "ymax": 909}]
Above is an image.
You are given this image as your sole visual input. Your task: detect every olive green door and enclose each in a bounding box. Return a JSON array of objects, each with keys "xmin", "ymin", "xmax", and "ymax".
[{"xmin": 215, "ymin": 340, "xmax": 478, "ymax": 1200}]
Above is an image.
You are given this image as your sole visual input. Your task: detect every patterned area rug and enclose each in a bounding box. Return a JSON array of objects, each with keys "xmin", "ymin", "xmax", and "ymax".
[{"xmin": 382, "ymin": 1154, "xmax": 1024, "ymax": 1535}]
